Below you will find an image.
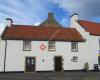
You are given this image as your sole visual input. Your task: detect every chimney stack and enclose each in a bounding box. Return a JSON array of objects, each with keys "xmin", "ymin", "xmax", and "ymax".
[
  {"xmin": 6, "ymin": 18, "xmax": 13, "ymax": 27},
  {"xmin": 48, "ymin": 12, "xmax": 54, "ymax": 20},
  {"xmin": 71, "ymin": 13, "xmax": 78, "ymax": 21},
  {"xmin": 71, "ymin": 13, "xmax": 78, "ymax": 27}
]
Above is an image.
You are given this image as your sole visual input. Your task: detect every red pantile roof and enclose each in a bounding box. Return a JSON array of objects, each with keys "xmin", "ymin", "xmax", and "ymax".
[
  {"xmin": 78, "ymin": 20, "xmax": 100, "ymax": 36},
  {"xmin": 1, "ymin": 25, "xmax": 84, "ymax": 42}
]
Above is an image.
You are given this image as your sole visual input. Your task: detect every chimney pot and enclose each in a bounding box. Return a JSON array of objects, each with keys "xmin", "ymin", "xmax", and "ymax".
[
  {"xmin": 48, "ymin": 12, "xmax": 54, "ymax": 19},
  {"xmin": 6, "ymin": 18, "xmax": 13, "ymax": 27}
]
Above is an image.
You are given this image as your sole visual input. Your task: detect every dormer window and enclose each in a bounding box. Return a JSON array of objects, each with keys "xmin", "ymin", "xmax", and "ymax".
[
  {"xmin": 23, "ymin": 41, "xmax": 31, "ymax": 51},
  {"xmin": 71, "ymin": 42, "xmax": 78, "ymax": 52}
]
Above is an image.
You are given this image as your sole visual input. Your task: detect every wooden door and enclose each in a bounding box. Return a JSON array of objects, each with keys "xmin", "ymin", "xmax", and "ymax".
[
  {"xmin": 54, "ymin": 56, "xmax": 62, "ymax": 72},
  {"xmin": 25, "ymin": 57, "xmax": 35, "ymax": 72}
]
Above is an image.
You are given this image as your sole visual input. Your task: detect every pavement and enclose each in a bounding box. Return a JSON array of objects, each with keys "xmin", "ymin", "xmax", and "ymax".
[{"xmin": 0, "ymin": 72, "xmax": 100, "ymax": 80}]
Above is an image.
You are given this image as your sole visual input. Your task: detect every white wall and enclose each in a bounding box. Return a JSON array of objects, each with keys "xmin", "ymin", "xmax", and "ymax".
[
  {"xmin": 0, "ymin": 40, "xmax": 5, "ymax": 72},
  {"xmin": 88, "ymin": 36, "xmax": 100, "ymax": 70},
  {"xmin": 70, "ymin": 14, "xmax": 100, "ymax": 70},
  {"xmin": 0, "ymin": 14, "xmax": 98, "ymax": 72},
  {"xmin": 70, "ymin": 14, "xmax": 89, "ymax": 39},
  {"xmin": 3, "ymin": 40, "xmax": 90, "ymax": 72}
]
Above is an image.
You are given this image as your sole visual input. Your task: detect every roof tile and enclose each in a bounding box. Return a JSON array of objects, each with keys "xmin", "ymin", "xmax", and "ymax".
[
  {"xmin": 79, "ymin": 20, "xmax": 100, "ymax": 36},
  {"xmin": 1, "ymin": 25, "xmax": 84, "ymax": 42}
]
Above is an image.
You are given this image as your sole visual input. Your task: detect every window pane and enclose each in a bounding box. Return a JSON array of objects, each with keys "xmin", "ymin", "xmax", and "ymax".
[
  {"xmin": 72, "ymin": 56, "xmax": 78, "ymax": 62},
  {"xmin": 31, "ymin": 59, "xmax": 34, "ymax": 64},
  {"xmin": 27, "ymin": 58, "xmax": 30, "ymax": 64},
  {"xmin": 23, "ymin": 41, "xmax": 31, "ymax": 51},
  {"xmin": 48, "ymin": 41, "xmax": 55, "ymax": 51},
  {"xmin": 71, "ymin": 42, "xmax": 78, "ymax": 52}
]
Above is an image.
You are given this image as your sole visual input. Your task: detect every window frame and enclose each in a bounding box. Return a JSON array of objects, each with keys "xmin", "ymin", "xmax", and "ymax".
[
  {"xmin": 23, "ymin": 40, "xmax": 31, "ymax": 51},
  {"xmin": 71, "ymin": 42, "xmax": 78, "ymax": 52},
  {"xmin": 72, "ymin": 56, "xmax": 78, "ymax": 62},
  {"xmin": 48, "ymin": 41, "xmax": 55, "ymax": 51}
]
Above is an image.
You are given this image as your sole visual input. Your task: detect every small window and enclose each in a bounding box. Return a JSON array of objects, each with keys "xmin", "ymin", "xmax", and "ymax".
[
  {"xmin": 23, "ymin": 41, "xmax": 31, "ymax": 51},
  {"xmin": 71, "ymin": 56, "xmax": 78, "ymax": 62},
  {"xmin": 71, "ymin": 42, "xmax": 78, "ymax": 52},
  {"xmin": 48, "ymin": 41, "xmax": 55, "ymax": 51}
]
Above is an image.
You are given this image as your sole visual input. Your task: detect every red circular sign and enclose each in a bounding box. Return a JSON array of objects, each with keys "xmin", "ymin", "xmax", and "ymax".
[{"xmin": 40, "ymin": 44, "xmax": 46, "ymax": 51}]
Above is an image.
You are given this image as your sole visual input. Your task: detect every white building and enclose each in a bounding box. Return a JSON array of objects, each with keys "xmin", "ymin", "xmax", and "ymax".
[
  {"xmin": 0, "ymin": 13, "xmax": 99, "ymax": 72},
  {"xmin": 71, "ymin": 14, "xmax": 100, "ymax": 70}
]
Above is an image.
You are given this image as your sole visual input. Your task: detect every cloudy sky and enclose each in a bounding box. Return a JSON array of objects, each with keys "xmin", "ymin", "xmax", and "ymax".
[{"xmin": 0, "ymin": 0, "xmax": 100, "ymax": 29}]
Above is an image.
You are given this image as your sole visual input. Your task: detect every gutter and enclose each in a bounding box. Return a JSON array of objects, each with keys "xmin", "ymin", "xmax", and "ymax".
[{"xmin": 4, "ymin": 40, "xmax": 7, "ymax": 72}]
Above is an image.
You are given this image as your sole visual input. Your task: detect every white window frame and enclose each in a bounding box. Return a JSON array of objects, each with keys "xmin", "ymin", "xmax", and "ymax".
[
  {"xmin": 48, "ymin": 41, "xmax": 55, "ymax": 51},
  {"xmin": 23, "ymin": 41, "xmax": 31, "ymax": 51},
  {"xmin": 71, "ymin": 42, "xmax": 78, "ymax": 52},
  {"xmin": 71, "ymin": 56, "xmax": 78, "ymax": 62}
]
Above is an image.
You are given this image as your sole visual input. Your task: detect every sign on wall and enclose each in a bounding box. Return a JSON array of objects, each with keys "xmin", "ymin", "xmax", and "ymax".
[{"xmin": 40, "ymin": 44, "xmax": 46, "ymax": 51}]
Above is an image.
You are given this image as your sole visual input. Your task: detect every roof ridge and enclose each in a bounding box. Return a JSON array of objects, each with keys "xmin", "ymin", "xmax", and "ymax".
[
  {"xmin": 79, "ymin": 20, "xmax": 100, "ymax": 24},
  {"xmin": 12, "ymin": 24, "xmax": 37, "ymax": 27}
]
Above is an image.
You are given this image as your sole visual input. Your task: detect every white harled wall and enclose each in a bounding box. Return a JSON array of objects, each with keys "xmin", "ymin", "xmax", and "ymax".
[
  {"xmin": 3, "ymin": 40, "xmax": 89, "ymax": 72},
  {"xmin": 0, "ymin": 40, "xmax": 5, "ymax": 72},
  {"xmin": 0, "ymin": 14, "xmax": 99, "ymax": 72},
  {"xmin": 70, "ymin": 14, "xmax": 100, "ymax": 70},
  {"xmin": 89, "ymin": 36, "xmax": 100, "ymax": 69}
]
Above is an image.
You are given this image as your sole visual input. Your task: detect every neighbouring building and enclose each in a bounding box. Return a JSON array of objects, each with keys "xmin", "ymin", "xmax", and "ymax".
[
  {"xmin": 0, "ymin": 13, "xmax": 99, "ymax": 72},
  {"xmin": 71, "ymin": 14, "xmax": 100, "ymax": 70}
]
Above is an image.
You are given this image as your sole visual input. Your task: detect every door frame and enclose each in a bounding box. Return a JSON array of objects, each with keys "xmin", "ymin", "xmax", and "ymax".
[
  {"xmin": 53, "ymin": 56, "xmax": 63, "ymax": 72},
  {"xmin": 24, "ymin": 56, "xmax": 36, "ymax": 73}
]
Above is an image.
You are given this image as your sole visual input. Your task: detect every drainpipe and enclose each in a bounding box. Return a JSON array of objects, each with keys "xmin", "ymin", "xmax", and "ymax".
[{"xmin": 4, "ymin": 40, "xmax": 7, "ymax": 72}]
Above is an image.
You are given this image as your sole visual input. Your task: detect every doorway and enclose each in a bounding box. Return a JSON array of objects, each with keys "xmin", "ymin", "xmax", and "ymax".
[
  {"xmin": 25, "ymin": 57, "xmax": 36, "ymax": 72},
  {"xmin": 54, "ymin": 56, "xmax": 63, "ymax": 72}
]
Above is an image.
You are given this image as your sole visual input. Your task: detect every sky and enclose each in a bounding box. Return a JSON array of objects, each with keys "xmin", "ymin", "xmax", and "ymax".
[{"xmin": 0, "ymin": 0, "xmax": 100, "ymax": 32}]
